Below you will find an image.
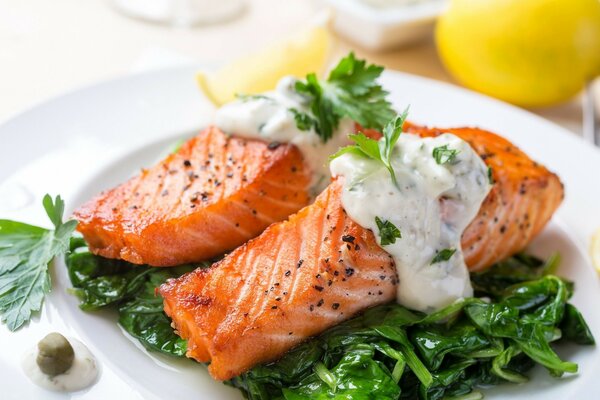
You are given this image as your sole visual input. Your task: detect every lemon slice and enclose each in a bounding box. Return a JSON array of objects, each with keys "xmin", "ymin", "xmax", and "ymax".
[
  {"xmin": 591, "ymin": 228, "xmax": 600, "ymax": 273},
  {"xmin": 197, "ymin": 26, "xmax": 332, "ymax": 106}
]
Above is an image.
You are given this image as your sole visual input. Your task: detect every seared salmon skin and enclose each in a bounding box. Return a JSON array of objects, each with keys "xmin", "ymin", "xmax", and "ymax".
[
  {"xmin": 160, "ymin": 126, "xmax": 563, "ymax": 380},
  {"xmin": 74, "ymin": 126, "xmax": 311, "ymax": 266}
]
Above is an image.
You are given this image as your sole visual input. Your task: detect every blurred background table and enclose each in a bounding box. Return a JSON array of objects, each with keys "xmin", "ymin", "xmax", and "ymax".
[{"xmin": 0, "ymin": 0, "xmax": 591, "ymax": 134}]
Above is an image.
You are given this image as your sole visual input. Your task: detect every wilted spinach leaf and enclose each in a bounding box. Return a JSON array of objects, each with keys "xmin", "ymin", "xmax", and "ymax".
[
  {"xmin": 118, "ymin": 275, "xmax": 188, "ymax": 356},
  {"xmin": 560, "ymin": 303, "xmax": 595, "ymax": 345},
  {"xmin": 65, "ymin": 239, "xmax": 200, "ymax": 356},
  {"xmin": 470, "ymin": 252, "xmax": 560, "ymax": 298}
]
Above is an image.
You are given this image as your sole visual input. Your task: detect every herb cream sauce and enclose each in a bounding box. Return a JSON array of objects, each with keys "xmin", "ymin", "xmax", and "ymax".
[
  {"xmin": 215, "ymin": 76, "xmax": 354, "ymax": 195},
  {"xmin": 330, "ymin": 133, "xmax": 491, "ymax": 312}
]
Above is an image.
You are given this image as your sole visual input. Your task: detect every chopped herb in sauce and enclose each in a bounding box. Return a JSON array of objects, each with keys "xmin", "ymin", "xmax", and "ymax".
[
  {"xmin": 488, "ymin": 166, "xmax": 494, "ymax": 184},
  {"xmin": 430, "ymin": 248, "xmax": 457, "ymax": 264},
  {"xmin": 375, "ymin": 216, "xmax": 402, "ymax": 246},
  {"xmin": 432, "ymin": 144, "xmax": 459, "ymax": 165}
]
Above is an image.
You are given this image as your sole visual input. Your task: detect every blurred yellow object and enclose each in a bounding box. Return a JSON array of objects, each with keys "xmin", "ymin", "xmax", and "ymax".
[
  {"xmin": 197, "ymin": 26, "xmax": 332, "ymax": 106},
  {"xmin": 436, "ymin": 0, "xmax": 600, "ymax": 107},
  {"xmin": 591, "ymin": 228, "xmax": 600, "ymax": 274}
]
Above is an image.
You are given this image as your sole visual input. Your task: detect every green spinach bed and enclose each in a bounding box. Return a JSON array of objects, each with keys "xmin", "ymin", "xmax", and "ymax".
[{"xmin": 65, "ymin": 239, "xmax": 594, "ymax": 400}]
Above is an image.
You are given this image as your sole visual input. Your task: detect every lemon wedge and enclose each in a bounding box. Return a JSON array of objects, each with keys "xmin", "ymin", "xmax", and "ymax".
[
  {"xmin": 591, "ymin": 228, "xmax": 600, "ymax": 273},
  {"xmin": 197, "ymin": 26, "xmax": 332, "ymax": 106}
]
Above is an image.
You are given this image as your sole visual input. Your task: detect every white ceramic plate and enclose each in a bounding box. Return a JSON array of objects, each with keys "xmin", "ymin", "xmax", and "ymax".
[{"xmin": 1, "ymin": 67, "xmax": 599, "ymax": 399}]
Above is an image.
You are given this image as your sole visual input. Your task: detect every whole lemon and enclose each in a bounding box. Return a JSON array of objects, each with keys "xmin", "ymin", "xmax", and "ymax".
[{"xmin": 436, "ymin": 0, "xmax": 600, "ymax": 107}]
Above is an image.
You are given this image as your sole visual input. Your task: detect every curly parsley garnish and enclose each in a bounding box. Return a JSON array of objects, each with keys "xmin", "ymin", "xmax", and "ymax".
[
  {"xmin": 375, "ymin": 217, "xmax": 402, "ymax": 246},
  {"xmin": 293, "ymin": 52, "xmax": 396, "ymax": 142},
  {"xmin": 432, "ymin": 145, "xmax": 459, "ymax": 165},
  {"xmin": 0, "ymin": 194, "xmax": 77, "ymax": 331},
  {"xmin": 430, "ymin": 248, "xmax": 457, "ymax": 265},
  {"xmin": 330, "ymin": 110, "xmax": 409, "ymax": 188}
]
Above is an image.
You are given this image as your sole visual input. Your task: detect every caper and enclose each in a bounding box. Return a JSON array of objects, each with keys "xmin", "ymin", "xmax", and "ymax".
[{"xmin": 36, "ymin": 332, "xmax": 75, "ymax": 376}]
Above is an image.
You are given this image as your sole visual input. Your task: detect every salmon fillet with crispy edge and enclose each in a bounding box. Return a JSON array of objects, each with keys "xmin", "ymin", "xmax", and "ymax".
[
  {"xmin": 74, "ymin": 126, "xmax": 311, "ymax": 266},
  {"xmin": 159, "ymin": 126, "xmax": 564, "ymax": 380}
]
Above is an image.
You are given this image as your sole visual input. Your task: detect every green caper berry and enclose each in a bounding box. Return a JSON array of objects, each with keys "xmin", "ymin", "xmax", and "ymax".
[{"xmin": 36, "ymin": 332, "xmax": 75, "ymax": 376}]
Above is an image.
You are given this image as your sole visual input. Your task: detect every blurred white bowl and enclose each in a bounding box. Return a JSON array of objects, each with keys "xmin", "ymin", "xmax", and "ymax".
[
  {"xmin": 322, "ymin": 0, "xmax": 448, "ymax": 51},
  {"xmin": 112, "ymin": 0, "xmax": 245, "ymax": 27}
]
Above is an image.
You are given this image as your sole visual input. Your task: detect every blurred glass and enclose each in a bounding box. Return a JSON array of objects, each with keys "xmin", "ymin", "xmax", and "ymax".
[{"xmin": 112, "ymin": 0, "xmax": 245, "ymax": 27}]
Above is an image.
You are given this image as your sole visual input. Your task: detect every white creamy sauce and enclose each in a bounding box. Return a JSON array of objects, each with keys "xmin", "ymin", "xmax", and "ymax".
[
  {"xmin": 330, "ymin": 133, "xmax": 491, "ymax": 312},
  {"xmin": 22, "ymin": 337, "xmax": 98, "ymax": 392},
  {"xmin": 215, "ymin": 76, "xmax": 355, "ymax": 195}
]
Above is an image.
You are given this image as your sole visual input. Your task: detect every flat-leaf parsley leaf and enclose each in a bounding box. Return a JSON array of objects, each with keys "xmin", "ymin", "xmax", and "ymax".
[
  {"xmin": 293, "ymin": 52, "xmax": 396, "ymax": 142},
  {"xmin": 0, "ymin": 194, "xmax": 77, "ymax": 331},
  {"xmin": 375, "ymin": 216, "xmax": 402, "ymax": 246}
]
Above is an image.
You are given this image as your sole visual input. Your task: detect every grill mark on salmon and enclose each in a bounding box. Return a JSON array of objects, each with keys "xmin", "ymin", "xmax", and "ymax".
[{"xmin": 160, "ymin": 126, "xmax": 563, "ymax": 380}]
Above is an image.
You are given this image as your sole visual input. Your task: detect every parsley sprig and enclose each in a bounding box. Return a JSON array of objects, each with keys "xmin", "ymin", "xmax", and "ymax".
[
  {"xmin": 330, "ymin": 109, "xmax": 409, "ymax": 187},
  {"xmin": 293, "ymin": 52, "xmax": 396, "ymax": 142},
  {"xmin": 375, "ymin": 217, "xmax": 402, "ymax": 246},
  {"xmin": 0, "ymin": 194, "xmax": 77, "ymax": 331}
]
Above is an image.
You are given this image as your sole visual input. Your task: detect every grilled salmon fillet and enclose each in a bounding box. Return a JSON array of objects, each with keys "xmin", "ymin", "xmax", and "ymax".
[
  {"xmin": 74, "ymin": 126, "xmax": 311, "ymax": 266},
  {"xmin": 160, "ymin": 126, "xmax": 564, "ymax": 380},
  {"xmin": 74, "ymin": 124, "xmax": 374, "ymax": 266},
  {"xmin": 161, "ymin": 180, "xmax": 396, "ymax": 380}
]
